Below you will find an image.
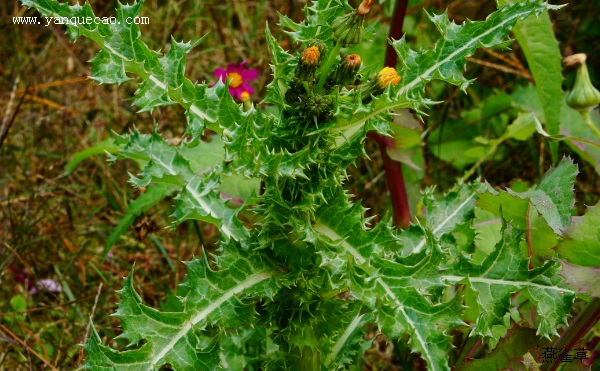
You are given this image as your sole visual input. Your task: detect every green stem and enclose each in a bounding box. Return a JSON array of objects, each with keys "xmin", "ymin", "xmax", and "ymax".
[
  {"xmin": 315, "ymin": 42, "xmax": 343, "ymax": 93},
  {"xmin": 581, "ymin": 109, "xmax": 600, "ymax": 140},
  {"xmin": 296, "ymin": 346, "xmax": 321, "ymax": 371}
]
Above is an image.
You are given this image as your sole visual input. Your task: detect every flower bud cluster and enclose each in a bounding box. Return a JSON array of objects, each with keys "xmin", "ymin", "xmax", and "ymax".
[
  {"xmin": 331, "ymin": 0, "xmax": 374, "ymax": 47},
  {"xmin": 283, "ymin": 0, "xmax": 402, "ymax": 134}
]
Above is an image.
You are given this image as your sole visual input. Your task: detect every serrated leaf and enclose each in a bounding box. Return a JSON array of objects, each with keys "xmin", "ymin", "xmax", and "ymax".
[
  {"xmin": 82, "ymin": 245, "xmax": 279, "ymax": 370},
  {"xmin": 21, "ymin": 0, "xmax": 240, "ymax": 137},
  {"xmin": 395, "ymin": 0, "xmax": 559, "ymax": 97},
  {"xmin": 333, "ymin": 0, "xmax": 557, "ymax": 151},
  {"xmin": 509, "ymin": 157, "xmax": 578, "ymax": 235},
  {"xmin": 321, "ymin": 305, "xmax": 373, "ymax": 370},
  {"xmin": 478, "ymin": 157, "xmax": 578, "ymax": 236},
  {"xmin": 404, "ymin": 183, "xmax": 482, "ymax": 255},
  {"xmin": 280, "ymin": 0, "xmax": 350, "ymax": 47},
  {"xmin": 444, "ymin": 221, "xmax": 575, "ymax": 342},
  {"xmin": 111, "ymin": 130, "xmax": 250, "ymax": 242},
  {"xmin": 171, "ymin": 172, "xmax": 250, "ymax": 243},
  {"xmin": 556, "ymin": 202, "xmax": 600, "ymax": 267}
]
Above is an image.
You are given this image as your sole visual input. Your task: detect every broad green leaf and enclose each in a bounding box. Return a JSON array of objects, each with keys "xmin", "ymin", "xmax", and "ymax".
[
  {"xmin": 561, "ymin": 100, "xmax": 600, "ymax": 175},
  {"xmin": 503, "ymin": 111, "xmax": 536, "ymax": 141},
  {"xmin": 518, "ymin": 207, "xmax": 558, "ymax": 267},
  {"xmin": 82, "ymin": 245, "xmax": 279, "ymax": 370},
  {"xmin": 478, "ymin": 157, "xmax": 577, "ymax": 236},
  {"xmin": 64, "ymin": 138, "xmax": 118, "ymax": 175},
  {"xmin": 509, "ymin": 157, "xmax": 577, "ymax": 235},
  {"xmin": 103, "ymin": 184, "xmax": 177, "ymax": 258},
  {"xmin": 556, "ymin": 202, "xmax": 600, "ymax": 267},
  {"xmin": 10, "ymin": 295, "xmax": 27, "ymax": 312},
  {"xmin": 559, "ymin": 262, "xmax": 600, "ymax": 298},
  {"xmin": 497, "ymin": 0, "xmax": 564, "ymax": 161}
]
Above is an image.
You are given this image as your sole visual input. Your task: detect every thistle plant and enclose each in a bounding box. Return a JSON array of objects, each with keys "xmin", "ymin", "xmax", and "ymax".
[{"xmin": 20, "ymin": 0, "xmax": 596, "ymax": 370}]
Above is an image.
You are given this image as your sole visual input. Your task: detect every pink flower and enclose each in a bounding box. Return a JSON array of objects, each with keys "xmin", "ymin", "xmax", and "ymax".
[{"xmin": 213, "ymin": 61, "xmax": 258, "ymax": 100}]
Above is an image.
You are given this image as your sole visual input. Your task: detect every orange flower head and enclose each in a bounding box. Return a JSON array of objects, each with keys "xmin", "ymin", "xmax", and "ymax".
[
  {"xmin": 301, "ymin": 46, "xmax": 321, "ymax": 66},
  {"xmin": 346, "ymin": 54, "xmax": 362, "ymax": 68}
]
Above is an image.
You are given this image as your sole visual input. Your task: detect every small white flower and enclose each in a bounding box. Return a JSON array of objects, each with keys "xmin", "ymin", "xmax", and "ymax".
[{"xmin": 36, "ymin": 278, "xmax": 62, "ymax": 293}]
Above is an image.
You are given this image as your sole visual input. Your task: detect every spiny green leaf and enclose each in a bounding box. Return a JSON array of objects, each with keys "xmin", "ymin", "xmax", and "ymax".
[
  {"xmin": 82, "ymin": 245, "xmax": 279, "ymax": 370},
  {"xmin": 110, "ymin": 130, "xmax": 250, "ymax": 242},
  {"xmin": 20, "ymin": 0, "xmax": 239, "ymax": 137},
  {"xmin": 171, "ymin": 171, "xmax": 250, "ymax": 243},
  {"xmin": 394, "ymin": 0, "xmax": 560, "ymax": 97},
  {"xmin": 280, "ymin": 0, "xmax": 350, "ymax": 48},
  {"xmin": 321, "ymin": 306, "xmax": 373, "ymax": 370},
  {"xmin": 444, "ymin": 221, "xmax": 575, "ymax": 342}
]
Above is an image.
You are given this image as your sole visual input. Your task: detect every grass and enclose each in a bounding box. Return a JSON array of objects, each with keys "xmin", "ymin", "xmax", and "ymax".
[{"xmin": 1, "ymin": 0, "xmax": 599, "ymax": 369}]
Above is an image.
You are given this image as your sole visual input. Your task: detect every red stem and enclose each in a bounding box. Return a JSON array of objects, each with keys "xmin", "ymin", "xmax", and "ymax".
[{"xmin": 370, "ymin": 0, "xmax": 411, "ymax": 228}]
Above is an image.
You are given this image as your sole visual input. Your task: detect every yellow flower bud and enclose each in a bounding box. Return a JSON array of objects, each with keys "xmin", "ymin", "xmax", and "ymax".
[{"xmin": 376, "ymin": 67, "xmax": 401, "ymax": 89}]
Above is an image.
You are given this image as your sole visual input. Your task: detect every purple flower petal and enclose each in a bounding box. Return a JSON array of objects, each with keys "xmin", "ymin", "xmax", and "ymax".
[
  {"xmin": 213, "ymin": 68, "xmax": 226, "ymax": 79},
  {"xmin": 241, "ymin": 68, "xmax": 259, "ymax": 81},
  {"xmin": 231, "ymin": 87, "xmax": 244, "ymax": 100},
  {"xmin": 226, "ymin": 63, "xmax": 237, "ymax": 73}
]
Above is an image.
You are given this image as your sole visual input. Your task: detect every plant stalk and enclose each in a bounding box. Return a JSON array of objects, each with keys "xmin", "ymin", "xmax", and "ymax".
[
  {"xmin": 542, "ymin": 297, "xmax": 600, "ymax": 371},
  {"xmin": 296, "ymin": 346, "xmax": 321, "ymax": 371},
  {"xmin": 582, "ymin": 109, "xmax": 600, "ymax": 140},
  {"xmin": 315, "ymin": 42, "xmax": 343, "ymax": 93},
  {"xmin": 371, "ymin": 0, "xmax": 411, "ymax": 228}
]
